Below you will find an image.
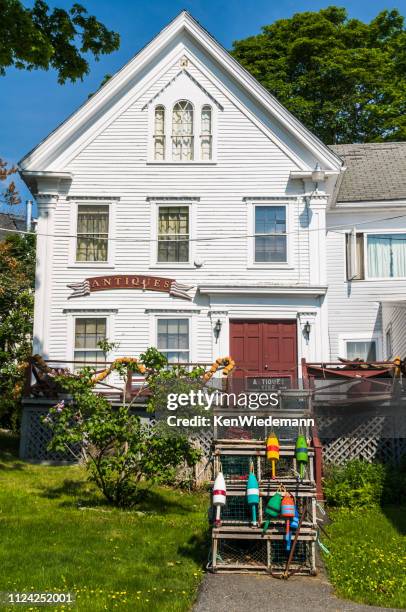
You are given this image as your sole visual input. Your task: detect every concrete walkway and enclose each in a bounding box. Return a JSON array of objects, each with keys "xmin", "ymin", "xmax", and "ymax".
[{"xmin": 193, "ymin": 572, "xmax": 400, "ymax": 612}]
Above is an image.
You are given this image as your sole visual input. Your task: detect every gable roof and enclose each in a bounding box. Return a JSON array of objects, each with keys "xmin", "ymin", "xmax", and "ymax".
[
  {"xmin": 329, "ymin": 142, "xmax": 406, "ymax": 203},
  {"xmin": 0, "ymin": 213, "xmax": 26, "ymax": 241},
  {"xmin": 19, "ymin": 11, "xmax": 342, "ymax": 174}
]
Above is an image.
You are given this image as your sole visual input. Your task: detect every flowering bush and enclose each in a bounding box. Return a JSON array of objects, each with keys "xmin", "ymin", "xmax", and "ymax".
[{"xmin": 43, "ymin": 358, "xmax": 201, "ymax": 507}]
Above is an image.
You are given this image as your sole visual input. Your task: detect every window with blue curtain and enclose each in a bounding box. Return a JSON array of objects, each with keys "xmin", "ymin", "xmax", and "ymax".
[{"xmin": 367, "ymin": 234, "xmax": 406, "ymax": 278}]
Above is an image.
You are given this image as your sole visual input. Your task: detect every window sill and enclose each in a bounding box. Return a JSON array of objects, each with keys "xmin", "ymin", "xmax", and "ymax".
[
  {"xmin": 149, "ymin": 263, "xmax": 196, "ymax": 270},
  {"xmin": 347, "ymin": 277, "xmax": 406, "ymax": 282},
  {"xmin": 68, "ymin": 263, "xmax": 115, "ymax": 269},
  {"xmin": 146, "ymin": 161, "xmax": 217, "ymax": 165},
  {"xmin": 247, "ymin": 264, "xmax": 294, "ymax": 270}
]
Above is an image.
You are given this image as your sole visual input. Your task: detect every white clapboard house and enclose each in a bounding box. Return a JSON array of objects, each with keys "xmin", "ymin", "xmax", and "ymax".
[{"xmin": 19, "ymin": 11, "xmax": 406, "ymax": 390}]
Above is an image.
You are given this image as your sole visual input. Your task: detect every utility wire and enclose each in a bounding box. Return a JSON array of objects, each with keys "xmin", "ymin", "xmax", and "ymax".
[{"xmin": 0, "ymin": 213, "xmax": 405, "ymax": 243}]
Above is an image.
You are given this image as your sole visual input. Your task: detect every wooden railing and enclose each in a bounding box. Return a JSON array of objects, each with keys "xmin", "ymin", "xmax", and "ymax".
[{"xmin": 23, "ymin": 357, "xmax": 223, "ymax": 402}]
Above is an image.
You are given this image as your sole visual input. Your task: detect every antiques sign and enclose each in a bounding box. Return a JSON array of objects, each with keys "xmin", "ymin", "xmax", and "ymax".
[
  {"xmin": 68, "ymin": 275, "xmax": 194, "ymax": 300},
  {"xmin": 247, "ymin": 377, "xmax": 292, "ymax": 391}
]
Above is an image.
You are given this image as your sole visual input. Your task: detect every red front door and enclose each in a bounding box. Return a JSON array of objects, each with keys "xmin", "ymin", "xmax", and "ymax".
[{"xmin": 229, "ymin": 320, "xmax": 297, "ymax": 382}]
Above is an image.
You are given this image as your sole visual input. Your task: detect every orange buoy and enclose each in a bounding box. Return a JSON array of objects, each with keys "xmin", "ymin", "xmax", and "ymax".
[{"xmin": 280, "ymin": 493, "xmax": 295, "ymax": 550}]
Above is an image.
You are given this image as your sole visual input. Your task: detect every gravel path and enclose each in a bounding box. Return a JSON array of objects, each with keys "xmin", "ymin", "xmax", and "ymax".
[{"xmin": 193, "ymin": 572, "xmax": 400, "ymax": 612}]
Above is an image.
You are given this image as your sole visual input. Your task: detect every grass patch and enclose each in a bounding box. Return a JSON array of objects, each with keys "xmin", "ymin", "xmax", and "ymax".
[
  {"xmin": 0, "ymin": 441, "xmax": 209, "ymax": 611},
  {"xmin": 323, "ymin": 506, "xmax": 406, "ymax": 609}
]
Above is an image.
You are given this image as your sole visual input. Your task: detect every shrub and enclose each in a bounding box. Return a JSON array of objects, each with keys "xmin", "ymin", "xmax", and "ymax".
[
  {"xmin": 43, "ymin": 357, "xmax": 202, "ymax": 507},
  {"xmin": 323, "ymin": 460, "xmax": 386, "ymax": 508}
]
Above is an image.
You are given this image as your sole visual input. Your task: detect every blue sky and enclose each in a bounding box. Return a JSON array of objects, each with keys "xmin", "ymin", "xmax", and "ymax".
[{"xmin": 0, "ymin": 0, "xmax": 400, "ymax": 206}]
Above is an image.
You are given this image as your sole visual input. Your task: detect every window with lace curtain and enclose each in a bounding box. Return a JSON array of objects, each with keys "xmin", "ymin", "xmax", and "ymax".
[
  {"xmin": 172, "ymin": 100, "xmax": 194, "ymax": 161},
  {"xmin": 157, "ymin": 205, "xmax": 189, "ymax": 263},
  {"xmin": 76, "ymin": 204, "xmax": 109, "ymax": 262},
  {"xmin": 201, "ymin": 105, "xmax": 212, "ymax": 160},
  {"xmin": 154, "ymin": 105, "xmax": 165, "ymax": 160}
]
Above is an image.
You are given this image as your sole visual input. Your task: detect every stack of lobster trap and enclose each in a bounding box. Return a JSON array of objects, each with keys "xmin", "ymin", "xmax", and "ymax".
[{"xmin": 208, "ymin": 402, "xmax": 319, "ymax": 576}]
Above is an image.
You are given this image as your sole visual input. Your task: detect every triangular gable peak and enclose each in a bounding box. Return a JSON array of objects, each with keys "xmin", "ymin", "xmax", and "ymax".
[
  {"xmin": 19, "ymin": 11, "xmax": 343, "ymax": 174},
  {"xmin": 142, "ymin": 64, "xmax": 223, "ymax": 111}
]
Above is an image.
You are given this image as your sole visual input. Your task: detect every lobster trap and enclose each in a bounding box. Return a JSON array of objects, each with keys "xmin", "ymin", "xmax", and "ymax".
[
  {"xmin": 213, "ymin": 441, "xmax": 316, "ymax": 489},
  {"xmin": 209, "ymin": 406, "xmax": 319, "ymax": 577},
  {"xmin": 210, "ymin": 531, "xmax": 317, "ymax": 575}
]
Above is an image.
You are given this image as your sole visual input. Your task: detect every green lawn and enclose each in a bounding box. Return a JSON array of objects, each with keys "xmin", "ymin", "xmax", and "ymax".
[
  {"xmin": 0, "ymin": 434, "xmax": 208, "ymax": 611},
  {"xmin": 323, "ymin": 506, "xmax": 406, "ymax": 609}
]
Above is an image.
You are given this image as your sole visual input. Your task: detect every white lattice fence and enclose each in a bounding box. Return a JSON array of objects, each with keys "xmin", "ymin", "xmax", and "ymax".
[
  {"xmin": 20, "ymin": 401, "xmax": 405, "ymax": 469},
  {"xmin": 319, "ymin": 414, "xmax": 406, "ymax": 465}
]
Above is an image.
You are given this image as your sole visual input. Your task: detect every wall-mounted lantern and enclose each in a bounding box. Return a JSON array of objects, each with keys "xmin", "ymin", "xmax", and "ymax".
[
  {"xmin": 304, "ymin": 320, "xmax": 311, "ymax": 340},
  {"xmin": 214, "ymin": 319, "xmax": 222, "ymax": 339}
]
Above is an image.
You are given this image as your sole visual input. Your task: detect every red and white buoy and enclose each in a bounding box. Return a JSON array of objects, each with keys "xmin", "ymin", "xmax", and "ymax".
[{"xmin": 212, "ymin": 472, "xmax": 226, "ymax": 526}]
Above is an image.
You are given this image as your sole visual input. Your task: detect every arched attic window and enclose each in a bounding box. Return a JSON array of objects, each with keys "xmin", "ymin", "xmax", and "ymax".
[
  {"xmin": 154, "ymin": 105, "xmax": 165, "ymax": 160},
  {"xmin": 172, "ymin": 100, "xmax": 194, "ymax": 161},
  {"xmin": 201, "ymin": 105, "xmax": 212, "ymax": 160}
]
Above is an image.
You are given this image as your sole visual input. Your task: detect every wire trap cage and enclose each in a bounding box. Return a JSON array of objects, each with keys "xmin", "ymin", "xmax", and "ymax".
[
  {"xmin": 218, "ymin": 493, "xmax": 263, "ymax": 526},
  {"xmin": 210, "ymin": 535, "xmax": 316, "ymax": 574},
  {"xmin": 211, "ymin": 538, "xmax": 268, "ymax": 572},
  {"xmin": 269, "ymin": 539, "xmax": 316, "ymax": 575},
  {"xmin": 214, "ymin": 454, "xmax": 259, "ymax": 485}
]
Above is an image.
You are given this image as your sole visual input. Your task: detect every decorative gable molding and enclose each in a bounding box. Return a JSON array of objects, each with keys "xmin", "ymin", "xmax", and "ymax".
[
  {"xmin": 19, "ymin": 11, "xmax": 343, "ymax": 175},
  {"xmin": 141, "ymin": 68, "xmax": 223, "ymax": 111}
]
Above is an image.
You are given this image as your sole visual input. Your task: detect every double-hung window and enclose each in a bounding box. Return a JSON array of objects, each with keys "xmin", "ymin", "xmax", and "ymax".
[
  {"xmin": 157, "ymin": 205, "xmax": 189, "ymax": 263},
  {"xmin": 157, "ymin": 318, "xmax": 190, "ymax": 363},
  {"xmin": 345, "ymin": 340, "xmax": 377, "ymax": 362},
  {"xmin": 74, "ymin": 318, "xmax": 107, "ymax": 366},
  {"xmin": 254, "ymin": 205, "xmax": 287, "ymax": 263},
  {"xmin": 76, "ymin": 204, "xmax": 109, "ymax": 262}
]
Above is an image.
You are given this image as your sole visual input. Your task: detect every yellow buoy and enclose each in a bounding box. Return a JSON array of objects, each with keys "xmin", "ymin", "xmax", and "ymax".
[{"xmin": 266, "ymin": 434, "xmax": 280, "ymax": 479}]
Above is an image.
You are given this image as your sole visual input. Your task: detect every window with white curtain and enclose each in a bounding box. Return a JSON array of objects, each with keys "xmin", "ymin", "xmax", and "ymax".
[
  {"xmin": 74, "ymin": 318, "xmax": 107, "ymax": 366},
  {"xmin": 254, "ymin": 205, "xmax": 287, "ymax": 262},
  {"xmin": 157, "ymin": 205, "xmax": 189, "ymax": 263},
  {"xmin": 201, "ymin": 105, "xmax": 212, "ymax": 160},
  {"xmin": 157, "ymin": 318, "xmax": 190, "ymax": 363},
  {"xmin": 367, "ymin": 234, "xmax": 406, "ymax": 278},
  {"xmin": 154, "ymin": 105, "xmax": 165, "ymax": 160},
  {"xmin": 76, "ymin": 204, "xmax": 109, "ymax": 262},
  {"xmin": 172, "ymin": 100, "xmax": 194, "ymax": 161}
]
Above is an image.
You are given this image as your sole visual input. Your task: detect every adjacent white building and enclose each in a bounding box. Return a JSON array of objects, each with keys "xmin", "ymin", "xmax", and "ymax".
[{"xmin": 18, "ymin": 12, "xmax": 406, "ymax": 386}]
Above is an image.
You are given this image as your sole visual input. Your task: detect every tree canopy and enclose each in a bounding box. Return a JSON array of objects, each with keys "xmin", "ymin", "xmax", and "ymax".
[
  {"xmin": 231, "ymin": 6, "xmax": 406, "ymax": 143},
  {"xmin": 0, "ymin": 0, "xmax": 120, "ymax": 83}
]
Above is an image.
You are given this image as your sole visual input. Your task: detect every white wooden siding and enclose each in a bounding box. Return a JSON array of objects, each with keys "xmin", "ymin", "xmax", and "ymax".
[
  {"xmin": 30, "ymin": 31, "xmax": 334, "ymax": 367},
  {"xmin": 382, "ymin": 302, "xmax": 406, "ymax": 359},
  {"xmin": 326, "ymin": 211, "xmax": 406, "ymax": 360}
]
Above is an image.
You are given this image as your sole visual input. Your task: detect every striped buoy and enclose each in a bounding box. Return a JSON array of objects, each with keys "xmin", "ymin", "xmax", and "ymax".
[
  {"xmin": 266, "ymin": 434, "xmax": 280, "ymax": 479},
  {"xmin": 295, "ymin": 434, "xmax": 309, "ymax": 480},
  {"xmin": 246, "ymin": 471, "xmax": 260, "ymax": 526},
  {"xmin": 212, "ymin": 472, "xmax": 226, "ymax": 526},
  {"xmin": 281, "ymin": 494, "xmax": 295, "ymax": 551}
]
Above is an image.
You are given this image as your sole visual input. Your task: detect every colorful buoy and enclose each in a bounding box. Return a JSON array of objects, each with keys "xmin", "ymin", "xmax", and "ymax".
[
  {"xmin": 262, "ymin": 492, "xmax": 283, "ymax": 533},
  {"xmin": 246, "ymin": 470, "xmax": 260, "ymax": 526},
  {"xmin": 212, "ymin": 472, "xmax": 226, "ymax": 526},
  {"xmin": 295, "ymin": 434, "xmax": 309, "ymax": 479},
  {"xmin": 266, "ymin": 434, "xmax": 280, "ymax": 479},
  {"xmin": 280, "ymin": 494, "xmax": 295, "ymax": 551}
]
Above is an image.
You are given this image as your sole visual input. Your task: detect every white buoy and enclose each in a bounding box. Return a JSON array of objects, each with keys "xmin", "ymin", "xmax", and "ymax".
[{"xmin": 212, "ymin": 472, "xmax": 226, "ymax": 526}]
